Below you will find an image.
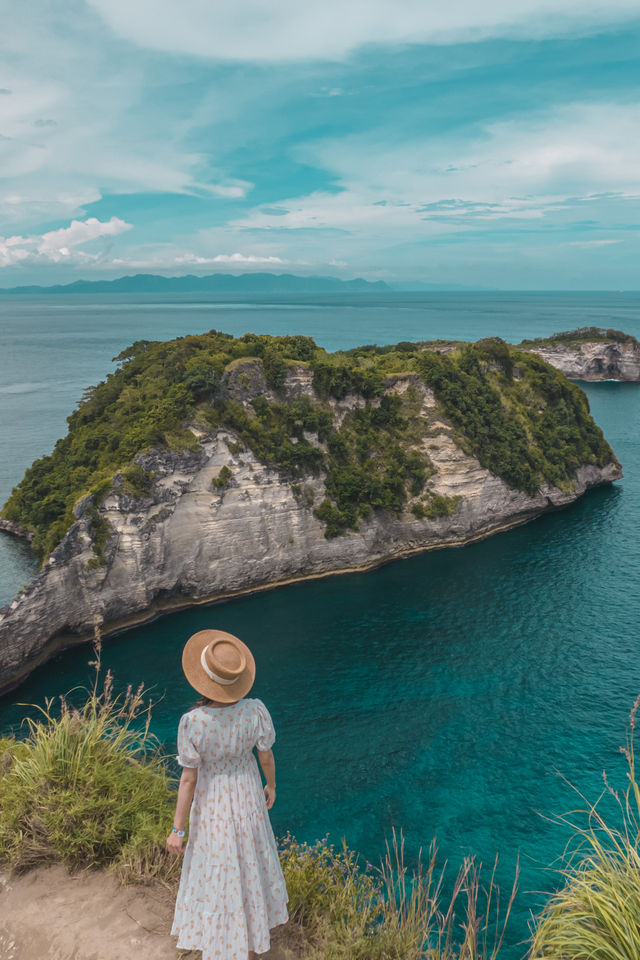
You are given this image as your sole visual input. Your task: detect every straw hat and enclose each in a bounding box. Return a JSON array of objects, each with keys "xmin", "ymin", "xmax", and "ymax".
[{"xmin": 182, "ymin": 629, "xmax": 255, "ymax": 703}]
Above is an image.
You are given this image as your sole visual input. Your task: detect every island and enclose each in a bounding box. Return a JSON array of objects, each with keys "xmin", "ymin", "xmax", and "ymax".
[
  {"xmin": 0, "ymin": 271, "xmax": 390, "ymax": 296},
  {"xmin": 518, "ymin": 327, "xmax": 640, "ymax": 381},
  {"xmin": 0, "ymin": 331, "xmax": 624, "ymax": 694}
]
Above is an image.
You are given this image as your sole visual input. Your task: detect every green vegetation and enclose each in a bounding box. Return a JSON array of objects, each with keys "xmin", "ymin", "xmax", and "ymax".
[
  {"xmin": 119, "ymin": 463, "xmax": 154, "ymax": 497},
  {"xmin": 212, "ymin": 465, "xmax": 233, "ymax": 491},
  {"xmin": 519, "ymin": 326, "xmax": 638, "ymax": 347},
  {"xmin": 420, "ymin": 339, "xmax": 612, "ymax": 495},
  {"xmin": 280, "ymin": 831, "xmax": 515, "ymax": 959},
  {"xmin": 0, "ymin": 640, "xmax": 178, "ymax": 883},
  {"xmin": 530, "ymin": 695, "xmax": 640, "ymax": 960},
  {"xmin": 207, "ymin": 394, "xmax": 330, "ymax": 480},
  {"xmin": 314, "ymin": 393, "xmax": 432, "ymax": 537},
  {"xmin": 411, "ymin": 493, "xmax": 461, "ymax": 520},
  {"xmin": 1, "ymin": 330, "xmax": 616, "ymax": 560},
  {"xmin": 311, "ymin": 356, "xmax": 385, "ymax": 400},
  {"xmin": 84, "ymin": 504, "xmax": 111, "ymax": 570}
]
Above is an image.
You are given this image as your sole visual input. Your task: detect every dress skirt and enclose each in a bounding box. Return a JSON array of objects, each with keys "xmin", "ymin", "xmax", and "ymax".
[{"xmin": 171, "ymin": 699, "xmax": 289, "ymax": 960}]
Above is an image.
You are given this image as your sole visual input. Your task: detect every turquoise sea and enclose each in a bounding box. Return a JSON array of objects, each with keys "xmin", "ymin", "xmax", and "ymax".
[{"xmin": 1, "ymin": 291, "xmax": 640, "ymax": 956}]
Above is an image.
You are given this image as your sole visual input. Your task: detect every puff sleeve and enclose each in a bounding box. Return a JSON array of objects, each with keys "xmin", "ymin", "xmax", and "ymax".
[
  {"xmin": 176, "ymin": 712, "xmax": 201, "ymax": 768},
  {"xmin": 254, "ymin": 699, "xmax": 276, "ymax": 751}
]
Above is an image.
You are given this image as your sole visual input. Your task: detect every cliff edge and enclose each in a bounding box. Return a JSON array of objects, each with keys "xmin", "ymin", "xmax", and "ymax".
[
  {"xmin": 518, "ymin": 327, "xmax": 640, "ymax": 381},
  {"xmin": 0, "ymin": 333, "xmax": 622, "ymax": 693}
]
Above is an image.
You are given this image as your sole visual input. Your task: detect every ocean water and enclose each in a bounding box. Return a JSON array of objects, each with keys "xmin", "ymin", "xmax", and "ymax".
[{"xmin": 1, "ymin": 291, "xmax": 639, "ymax": 956}]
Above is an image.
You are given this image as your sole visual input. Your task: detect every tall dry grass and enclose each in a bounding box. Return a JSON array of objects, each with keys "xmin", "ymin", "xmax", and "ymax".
[
  {"xmin": 0, "ymin": 633, "xmax": 180, "ymax": 884},
  {"xmin": 530, "ymin": 693, "xmax": 640, "ymax": 959},
  {"xmin": 280, "ymin": 828, "xmax": 518, "ymax": 959}
]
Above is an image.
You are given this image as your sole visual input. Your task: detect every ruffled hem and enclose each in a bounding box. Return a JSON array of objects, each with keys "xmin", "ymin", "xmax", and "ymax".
[
  {"xmin": 172, "ymin": 907, "xmax": 289, "ymax": 958},
  {"xmin": 171, "ymin": 806, "xmax": 289, "ymax": 958}
]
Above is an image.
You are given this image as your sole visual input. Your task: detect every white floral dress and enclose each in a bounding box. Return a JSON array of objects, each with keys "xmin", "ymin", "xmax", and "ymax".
[{"xmin": 171, "ymin": 698, "xmax": 289, "ymax": 959}]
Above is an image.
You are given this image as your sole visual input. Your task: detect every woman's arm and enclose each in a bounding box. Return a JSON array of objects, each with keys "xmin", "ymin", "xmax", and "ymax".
[
  {"xmin": 166, "ymin": 767, "xmax": 198, "ymax": 855},
  {"xmin": 257, "ymin": 748, "xmax": 276, "ymax": 809}
]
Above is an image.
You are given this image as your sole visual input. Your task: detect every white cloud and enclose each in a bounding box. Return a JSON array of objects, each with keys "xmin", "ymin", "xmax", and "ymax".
[
  {"xmin": 0, "ymin": 12, "xmax": 251, "ymax": 231},
  {"xmin": 565, "ymin": 239, "xmax": 622, "ymax": 247},
  {"xmin": 0, "ymin": 188, "xmax": 103, "ymax": 227},
  {"xmin": 175, "ymin": 252, "xmax": 288, "ymax": 265},
  {"xmin": 87, "ymin": 0, "xmax": 640, "ymax": 61},
  {"xmin": 0, "ymin": 217, "xmax": 132, "ymax": 267},
  {"xmin": 231, "ymin": 102, "xmax": 640, "ymax": 241},
  {"xmin": 207, "ymin": 182, "xmax": 253, "ymax": 199},
  {"xmin": 103, "ymin": 247, "xmax": 296, "ymax": 270},
  {"xmin": 37, "ymin": 217, "xmax": 132, "ymax": 254}
]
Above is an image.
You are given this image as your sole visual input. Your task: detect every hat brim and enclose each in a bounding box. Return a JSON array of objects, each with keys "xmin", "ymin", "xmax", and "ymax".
[{"xmin": 182, "ymin": 629, "xmax": 255, "ymax": 703}]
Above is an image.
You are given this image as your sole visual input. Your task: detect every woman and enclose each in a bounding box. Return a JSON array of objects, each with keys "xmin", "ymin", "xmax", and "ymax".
[{"xmin": 166, "ymin": 628, "xmax": 289, "ymax": 960}]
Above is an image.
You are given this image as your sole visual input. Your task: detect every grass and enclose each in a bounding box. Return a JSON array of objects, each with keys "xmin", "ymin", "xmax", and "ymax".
[
  {"xmin": 0, "ymin": 630, "xmax": 180, "ymax": 886},
  {"xmin": 280, "ymin": 831, "xmax": 517, "ymax": 960},
  {"xmin": 529, "ymin": 693, "xmax": 640, "ymax": 959},
  {"xmin": 3, "ymin": 642, "xmax": 640, "ymax": 959}
]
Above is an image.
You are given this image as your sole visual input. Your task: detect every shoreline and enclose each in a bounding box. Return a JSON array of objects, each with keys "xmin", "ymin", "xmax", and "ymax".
[
  {"xmin": 0, "ymin": 494, "xmax": 598, "ymax": 699},
  {"xmin": 0, "ymin": 520, "xmax": 34, "ymax": 543}
]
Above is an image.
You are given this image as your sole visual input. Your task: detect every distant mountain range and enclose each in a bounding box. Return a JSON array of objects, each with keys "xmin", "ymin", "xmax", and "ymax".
[{"xmin": 0, "ymin": 272, "xmax": 392, "ymax": 295}]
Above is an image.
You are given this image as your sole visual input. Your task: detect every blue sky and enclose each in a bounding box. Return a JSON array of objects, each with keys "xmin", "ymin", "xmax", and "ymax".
[{"xmin": 1, "ymin": 1, "xmax": 639, "ymax": 288}]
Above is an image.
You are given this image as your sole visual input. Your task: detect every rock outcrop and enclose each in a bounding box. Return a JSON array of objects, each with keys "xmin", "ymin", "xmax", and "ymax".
[
  {"xmin": 0, "ymin": 366, "xmax": 621, "ymax": 695},
  {"xmin": 521, "ymin": 339, "xmax": 640, "ymax": 381}
]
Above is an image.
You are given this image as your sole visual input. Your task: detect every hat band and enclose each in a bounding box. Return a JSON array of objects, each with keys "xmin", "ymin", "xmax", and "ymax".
[{"xmin": 200, "ymin": 647, "xmax": 240, "ymax": 685}]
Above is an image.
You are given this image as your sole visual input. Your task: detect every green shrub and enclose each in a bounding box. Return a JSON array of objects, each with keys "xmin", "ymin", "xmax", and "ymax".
[
  {"xmin": 226, "ymin": 439, "xmax": 245, "ymax": 454},
  {"xmin": 530, "ymin": 695, "xmax": 640, "ymax": 960},
  {"xmin": 279, "ymin": 830, "xmax": 517, "ymax": 960},
  {"xmin": 120, "ymin": 463, "xmax": 154, "ymax": 498},
  {"xmin": 0, "ymin": 641, "xmax": 177, "ymax": 881},
  {"xmin": 412, "ymin": 494, "xmax": 461, "ymax": 520},
  {"xmin": 311, "ymin": 357, "xmax": 384, "ymax": 400},
  {"xmin": 84, "ymin": 504, "xmax": 112, "ymax": 569},
  {"xmin": 420, "ymin": 342, "xmax": 613, "ymax": 496},
  {"xmin": 210, "ymin": 396, "xmax": 329, "ymax": 480},
  {"xmin": 315, "ymin": 397, "xmax": 432, "ymax": 537},
  {"xmin": 212, "ymin": 465, "xmax": 232, "ymax": 490}
]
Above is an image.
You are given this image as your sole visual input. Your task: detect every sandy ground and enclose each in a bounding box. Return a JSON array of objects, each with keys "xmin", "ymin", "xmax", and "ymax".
[{"xmin": 0, "ymin": 866, "xmax": 299, "ymax": 960}]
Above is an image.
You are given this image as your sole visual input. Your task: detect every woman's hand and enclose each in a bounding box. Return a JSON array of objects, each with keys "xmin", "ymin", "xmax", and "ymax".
[
  {"xmin": 166, "ymin": 832, "xmax": 185, "ymax": 856},
  {"xmin": 264, "ymin": 784, "xmax": 276, "ymax": 810}
]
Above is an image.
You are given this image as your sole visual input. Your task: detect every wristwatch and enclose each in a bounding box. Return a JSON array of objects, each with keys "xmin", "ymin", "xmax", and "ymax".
[{"xmin": 172, "ymin": 827, "xmax": 186, "ymax": 837}]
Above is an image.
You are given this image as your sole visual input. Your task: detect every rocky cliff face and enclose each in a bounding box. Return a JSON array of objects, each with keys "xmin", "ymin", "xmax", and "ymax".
[
  {"xmin": 522, "ymin": 340, "xmax": 640, "ymax": 381},
  {"xmin": 0, "ymin": 365, "xmax": 621, "ymax": 694}
]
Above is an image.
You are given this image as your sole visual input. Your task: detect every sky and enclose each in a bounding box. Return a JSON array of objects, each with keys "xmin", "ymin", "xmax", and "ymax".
[{"xmin": 0, "ymin": 1, "xmax": 639, "ymax": 289}]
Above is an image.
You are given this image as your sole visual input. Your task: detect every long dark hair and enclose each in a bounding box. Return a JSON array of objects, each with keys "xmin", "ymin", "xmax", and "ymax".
[{"xmin": 192, "ymin": 696, "xmax": 215, "ymax": 709}]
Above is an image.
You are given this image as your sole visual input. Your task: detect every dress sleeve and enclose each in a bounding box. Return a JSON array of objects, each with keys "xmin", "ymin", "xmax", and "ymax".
[
  {"xmin": 176, "ymin": 712, "xmax": 200, "ymax": 768},
  {"xmin": 254, "ymin": 699, "xmax": 276, "ymax": 751}
]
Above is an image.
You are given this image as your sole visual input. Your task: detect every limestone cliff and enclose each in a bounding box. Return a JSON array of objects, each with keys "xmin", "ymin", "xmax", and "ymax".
[
  {"xmin": 520, "ymin": 338, "xmax": 640, "ymax": 381},
  {"xmin": 0, "ymin": 360, "xmax": 621, "ymax": 695}
]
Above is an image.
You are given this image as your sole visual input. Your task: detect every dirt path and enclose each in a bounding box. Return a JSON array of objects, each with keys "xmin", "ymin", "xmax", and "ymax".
[{"xmin": 0, "ymin": 866, "xmax": 298, "ymax": 960}]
